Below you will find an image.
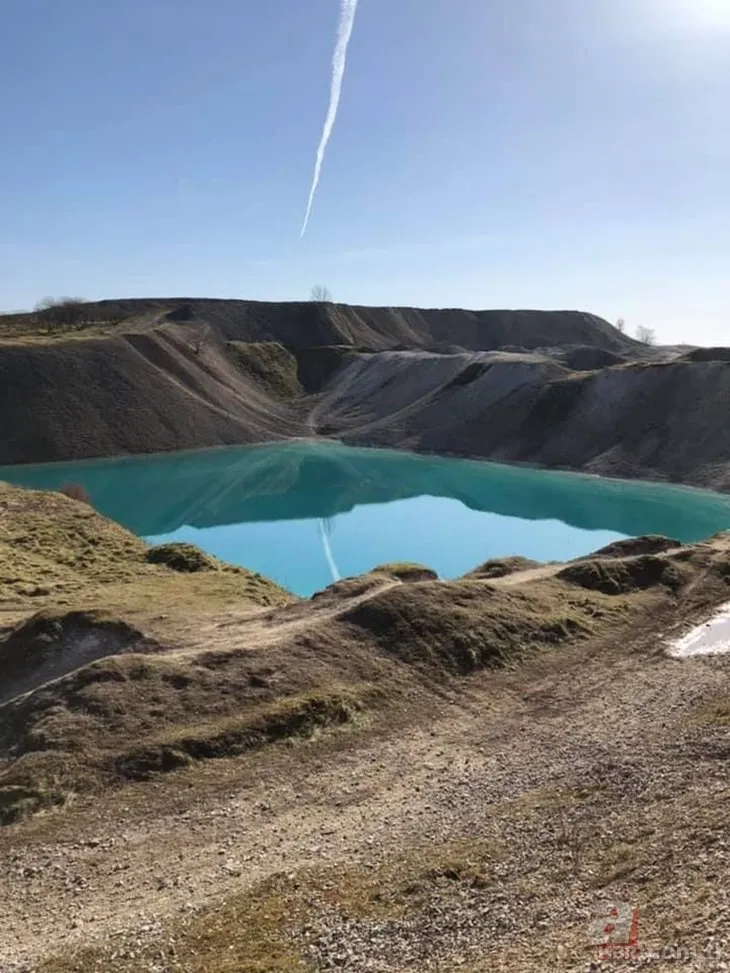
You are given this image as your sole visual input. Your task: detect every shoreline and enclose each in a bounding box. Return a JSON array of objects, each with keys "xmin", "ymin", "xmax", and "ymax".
[{"xmin": 2, "ymin": 434, "xmax": 730, "ymax": 500}]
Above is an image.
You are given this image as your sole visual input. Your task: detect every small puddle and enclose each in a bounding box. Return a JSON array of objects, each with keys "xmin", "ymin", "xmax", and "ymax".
[{"xmin": 667, "ymin": 603, "xmax": 730, "ymax": 658}]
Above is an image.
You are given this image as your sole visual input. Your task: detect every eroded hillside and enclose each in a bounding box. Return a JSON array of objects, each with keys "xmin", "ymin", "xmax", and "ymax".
[
  {"xmin": 324, "ymin": 351, "xmax": 730, "ymax": 490},
  {"xmin": 1, "ymin": 306, "xmax": 729, "ymax": 490}
]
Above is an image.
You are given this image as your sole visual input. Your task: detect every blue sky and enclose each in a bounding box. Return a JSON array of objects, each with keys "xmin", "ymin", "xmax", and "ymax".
[{"xmin": 1, "ymin": 0, "xmax": 728, "ymax": 344}]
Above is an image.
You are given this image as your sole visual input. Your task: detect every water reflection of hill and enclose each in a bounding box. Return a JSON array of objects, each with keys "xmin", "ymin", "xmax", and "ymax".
[{"xmin": 1, "ymin": 441, "xmax": 729, "ymax": 543}]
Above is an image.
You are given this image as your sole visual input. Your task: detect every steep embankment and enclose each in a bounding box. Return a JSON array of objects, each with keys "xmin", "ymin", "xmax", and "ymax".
[
  {"xmin": 319, "ymin": 351, "xmax": 730, "ymax": 491},
  {"xmin": 0, "ymin": 301, "xmax": 632, "ymax": 464},
  {"xmin": 0, "ymin": 325, "xmax": 306, "ymax": 464},
  {"xmin": 1, "ymin": 298, "xmax": 728, "ymax": 490}
]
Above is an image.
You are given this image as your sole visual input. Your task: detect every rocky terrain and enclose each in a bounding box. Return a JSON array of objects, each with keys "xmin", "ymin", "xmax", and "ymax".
[
  {"xmin": 1, "ymin": 299, "xmax": 730, "ymax": 971},
  {"xmin": 0, "ymin": 479, "xmax": 729, "ymax": 970},
  {"xmin": 0, "ymin": 487, "xmax": 730, "ymax": 973},
  {"xmin": 2, "ymin": 298, "xmax": 729, "ymax": 491}
]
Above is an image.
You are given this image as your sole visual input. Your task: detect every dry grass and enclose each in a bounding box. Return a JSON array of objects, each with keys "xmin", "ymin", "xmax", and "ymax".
[
  {"xmin": 1, "ymin": 486, "xmax": 710, "ymax": 828},
  {"xmin": 691, "ymin": 695, "xmax": 730, "ymax": 726},
  {"xmin": 34, "ymin": 838, "xmax": 500, "ymax": 973},
  {"xmin": 145, "ymin": 542, "xmax": 220, "ymax": 572},
  {"xmin": 0, "ymin": 311, "xmax": 137, "ymax": 346},
  {"xmin": 110, "ymin": 682, "xmax": 377, "ymax": 780},
  {"xmin": 370, "ymin": 562, "xmax": 439, "ymax": 583},
  {"xmin": 0, "ymin": 675, "xmax": 378, "ymax": 823},
  {"xmin": 0, "ymin": 324, "xmax": 123, "ymax": 347},
  {"xmin": 328, "ymin": 839, "xmax": 499, "ymax": 918},
  {"xmin": 464, "ymin": 555, "xmax": 541, "ymax": 579},
  {"xmin": 0, "ymin": 303, "xmax": 165, "ymax": 345},
  {"xmin": 558, "ymin": 553, "xmax": 689, "ymax": 596},
  {"xmin": 0, "ymin": 481, "xmax": 291, "ymax": 619},
  {"xmin": 227, "ymin": 340, "xmax": 303, "ymax": 399},
  {"xmin": 33, "ymin": 872, "xmax": 308, "ymax": 973},
  {"xmin": 341, "ymin": 577, "xmax": 628, "ymax": 675},
  {"xmin": 6, "ymin": 526, "xmax": 730, "ymax": 970}
]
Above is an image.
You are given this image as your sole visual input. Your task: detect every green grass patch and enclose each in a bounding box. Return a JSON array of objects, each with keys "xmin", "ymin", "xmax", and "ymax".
[{"xmin": 227, "ymin": 341, "xmax": 303, "ymax": 399}]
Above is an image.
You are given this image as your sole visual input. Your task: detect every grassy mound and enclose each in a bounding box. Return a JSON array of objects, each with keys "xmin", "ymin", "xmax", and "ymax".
[
  {"xmin": 558, "ymin": 554, "xmax": 686, "ymax": 596},
  {"xmin": 113, "ymin": 685, "xmax": 372, "ymax": 781},
  {"xmin": 465, "ymin": 556, "xmax": 541, "ymax": 579},
  {"xmin": 0, "ymin": 754, "xmax": 77, "ymax": 824},
  {"xmin": 311, "ymin": 564, "xmax": 437, "ymax": 600},
  {"xmin": 0, "ymin": 481, "xmax": 291, "ymax": 617},
  {"xmin": 0, "ymin": 609, "xmax": 152, "ymax": 705},
  {"xmin": 145, "ymin": 542, "xmax": 218, "ymax": 573},
  {"xmin": 311, "ymin": 574, "xmax": 395, "ymax": 602},
  {"xmin": 371, "ymin": 562, "xmax": 439, "ymax": 583},
  {"xmin": 342, "ymin": 580, "xmax": 597, "ymax": 675},
  {"xmin": 0, "ymin": 637, "xmax": 379, "ymax": 823},
  {"xmin": 590, "ymin": 535, "xmax": 681, "ymax": 559}
]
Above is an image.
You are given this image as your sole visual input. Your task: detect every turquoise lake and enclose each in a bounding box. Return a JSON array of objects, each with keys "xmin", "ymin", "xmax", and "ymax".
[{"xmin": 2, "ymin": 442, "xmax": 730, "ymax": 597}]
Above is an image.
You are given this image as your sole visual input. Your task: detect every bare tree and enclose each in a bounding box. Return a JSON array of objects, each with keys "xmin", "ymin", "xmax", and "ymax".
[
  {"xmin": 616, "ymin": 317, "xmax": 626, "ymax": 333},
  {"xmin": 635, "ymin": 325, "xmax": 656, "ymax": 346},
  {"xmin": 34, "ymin": 296, "xmax": 87, "ymax": 331},
  {"xmin": 310, "ymin": 285, "xmax": 332, "ymax": 302}
]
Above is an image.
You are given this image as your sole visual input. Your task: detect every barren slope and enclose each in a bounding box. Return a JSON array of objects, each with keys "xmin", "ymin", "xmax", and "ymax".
[
  {"xmin": 1, "ymin": 300, "xmax": 729, "ymax": 490},
  {"xmin": 0, "ymin": 326, "xmax": 308, "ymax": 464},
  {"xmin": 323, "ymin": 352, "xmax": 730, "ymax": 490}
]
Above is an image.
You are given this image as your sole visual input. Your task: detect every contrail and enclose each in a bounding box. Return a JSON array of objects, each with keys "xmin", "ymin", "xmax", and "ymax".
[
  {"xmin": 301, "ymin": 0, "xmax": 360, "ymax": 237},
  {"xmin": 319, "ymin": 518, "xmax": 341, "ymax": 583}
]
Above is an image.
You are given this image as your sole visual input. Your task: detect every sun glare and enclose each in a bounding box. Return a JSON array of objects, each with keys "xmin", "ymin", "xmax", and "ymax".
[{"xmin": 661, "ymin": 0, "xmax": 730, "ymax": 30}]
